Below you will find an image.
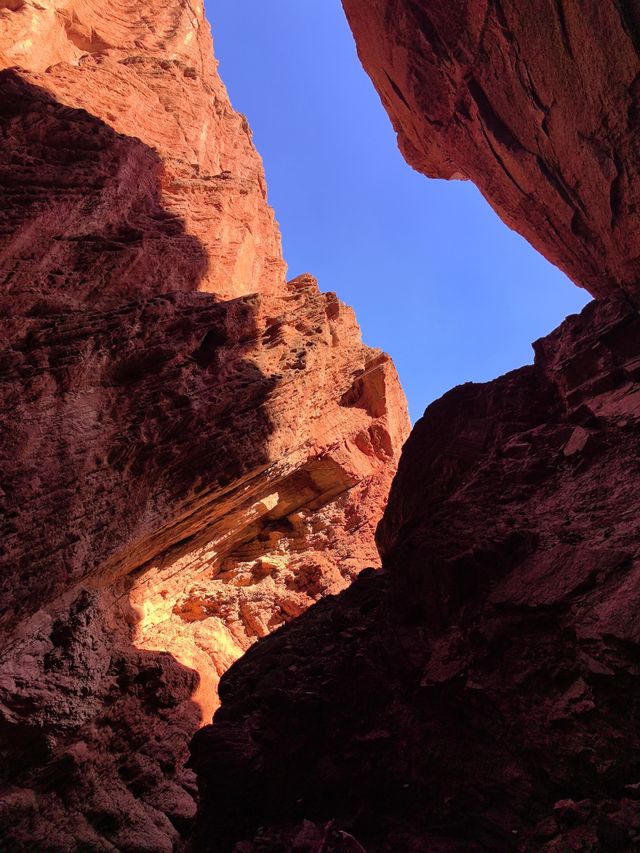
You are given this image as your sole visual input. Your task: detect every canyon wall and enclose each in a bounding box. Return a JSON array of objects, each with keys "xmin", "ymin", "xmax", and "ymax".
[
  {"xmin": 195, "ymin": 295, "xmax": 640, "ymax": 852},
  {"xmin": 191, "ymin": 3, "xmax": 640, "ymax": 851},
  {"xmin": 0, "ymin": 2, "xmax": 409, "ymax": 849},
  {"xmin": 342, "ymin": 0, "xmax": 640, "ymax": 302}
]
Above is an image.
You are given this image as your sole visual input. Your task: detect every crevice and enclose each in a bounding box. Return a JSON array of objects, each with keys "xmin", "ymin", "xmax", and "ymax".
[
  {"xmin": 536, "ymin": 155, "xmax": 588, "ymax": 217},
  {"xmin": 466, "ymin": 76, "xmax": 523, "ymax": 153},
  {"xmin": 553, "ymin": 0, "xmax": 575, "ymax": 61},
  {"xmin": 491, "ymin": 0, "xmax": 511, "ymax": 37},
  {"xmin": 384, "ymin": 71, "xmax": 410, "ymax": 110},
  {"xmin": 570, "ymin": 210, "xmax": 597, "ymax": 245},
  {"xmin": 476, "ymin": 116, "xmax": 528, "ymax": 197},
  {"xmin": 610, "ymin": 151, "xmax": 624, "ymax": 230},
  {"xmin": 407, "ymin": 0, "xmax": 450, "ymax": 62},
  {"xmin": 614, "ymin": 0, "xmax": 640, "ymax": 57}
]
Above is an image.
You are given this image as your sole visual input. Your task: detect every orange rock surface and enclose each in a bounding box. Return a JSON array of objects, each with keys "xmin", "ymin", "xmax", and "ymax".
[
  {"xmin": 0, "ymin": 2, "xmax": 409, "ymax": 848},
  {"xmin": 0, "ymin": 0, "xmax": 285, "ymax": 300}
]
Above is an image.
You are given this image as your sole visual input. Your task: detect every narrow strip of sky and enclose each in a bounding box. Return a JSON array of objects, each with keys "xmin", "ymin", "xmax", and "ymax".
[{"xmin": 206, "ymin": 0, "xmax": 590, "ymax": 422}]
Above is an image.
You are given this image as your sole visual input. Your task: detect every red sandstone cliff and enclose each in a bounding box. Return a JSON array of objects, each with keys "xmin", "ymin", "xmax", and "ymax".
[
  {"xmin": 195, "ymin": 296, "xmax": 640, "ymax": 852},
  {"xmin": 0, "ymin": 0, "xmax": 285, "ymax": 300},
  {"xmin": 190, "ymin": 4, "xmax": 640, "ymax": 852},
  {"xmin": 0, "ymin": 2, "xmax": 409, "ymax": 849},
  {"xmin": 342, "ymin": 0, "xmax": 640, "ymax": 302}
]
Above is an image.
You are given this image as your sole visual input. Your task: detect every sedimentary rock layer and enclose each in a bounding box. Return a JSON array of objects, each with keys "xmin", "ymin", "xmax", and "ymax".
[
  {"xmin": 190, "ymin": 3, "xmax": 640, "ymax": 851},
  {"xmin": 0, "ymin": 1, "xmax": 409, "ymax": 848},
  {"xmin": 193, "ymin": 294, "xmax": 640, "ymax": 852},
  {"xmin": 0, "ymin": 0, "xmax": 285, "ymax": 300},
  {"xmin": 342, "ymin": 0, "xmax": 640, "ymax": 301}
]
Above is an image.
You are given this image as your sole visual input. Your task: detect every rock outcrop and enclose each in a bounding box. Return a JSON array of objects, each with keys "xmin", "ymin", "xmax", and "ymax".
[
  {"xmin": 0, "ymin": 2, "xmax": 409, "ymax": 849},
  {"xmin": 342, "ymin": 0, "xmax": 640, "ymax": 302},
  {"xmin": 194, "ymin": 295, "xmax": 640, "ymax": 852},
  {"xmin": 190, "ymin": 3, "xmax": 640, "ymax": 852},
  {"xmin": 0, "ymin": 0, "xmax": 285, "ymax": 301}
]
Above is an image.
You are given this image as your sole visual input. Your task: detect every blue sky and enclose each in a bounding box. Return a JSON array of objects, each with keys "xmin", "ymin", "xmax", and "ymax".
[{"xmin": 206, "ymin": 0, "xmax": 590, "ymax": 422}]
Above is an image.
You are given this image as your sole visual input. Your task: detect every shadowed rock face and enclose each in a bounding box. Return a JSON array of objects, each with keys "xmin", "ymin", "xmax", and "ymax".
[
  {"xmin": 189, "ymin": 3, "xmax": 640, "ymax": 852},
  {"xmin": 192, "ymin": 297, "xmax": 640, "ymax": 852},
  {"xmin": 0, "ymin": 2, "xmax": 409, "ymax": 848},
  {"xmin": 342, "ymin": 0, "xmax": 640, "ymax": 301}
]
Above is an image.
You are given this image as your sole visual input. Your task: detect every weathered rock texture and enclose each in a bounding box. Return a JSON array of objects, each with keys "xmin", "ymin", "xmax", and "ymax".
[
  {"xmin": 0, "ymin": 0, "xmax": 285, "ymax": 300},
  {"xmin": 0, "ymin": 2, "xmax": 409, "ymax": 849},
  {"xmin": 342, "ymin": 0, "xmax": 640, "ymax": 301},
  {"xmin": 193, "ymin": 295, "xmax": 640, "ymax": 852},
  {"xmin": 190, "ymin": 3, "xmax": 640, "ymax": 852}
]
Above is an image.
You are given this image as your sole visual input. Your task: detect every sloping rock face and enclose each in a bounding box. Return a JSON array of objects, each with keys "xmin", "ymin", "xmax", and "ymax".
[
  {"xmin": 0, "ymin": 3, "xmax": 409, "ymax": 849},
  {"xmin": 0, "ymin": 0, "xmax": 286, "ymax": 300},
  {"xmin": 193, "ymin": 297, "xmax": 640, "ymax": 852},
  {"xmin": 342, "ymin": 0, "xmax": 640, "ymax": 301},
  {"xmin": 190, "ymin": 3, "xmax": 640, "ymax": 852}
]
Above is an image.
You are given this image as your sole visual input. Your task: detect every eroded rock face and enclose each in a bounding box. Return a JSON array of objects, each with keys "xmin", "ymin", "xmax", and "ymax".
[
  {"xmin": 0, "ymin": 0, "xmax": 285, "ymax": 300},
  {"xmin": 341, "ymin": 0, "xmax": 640, "ymax": 301},
  {"xmin": 0, "ymin": 2, "xmax": 409, "ymax": 848},
  {"xmin": 189, "ymin": 3, "xmax": 640, "ymax": 852},
  {"xmin": 192, "ymin": 295, "xmax": 640, "ymax": 852}
]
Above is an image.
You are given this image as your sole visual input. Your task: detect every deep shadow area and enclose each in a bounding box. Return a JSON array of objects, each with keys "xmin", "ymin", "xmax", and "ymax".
[
  {"xmin": 0, "ymin": 70, "xmax": 277, "ymax": 849},
  {"xmin": 0, "ymin": 586, "xmax": 204, "ymax": 850}
]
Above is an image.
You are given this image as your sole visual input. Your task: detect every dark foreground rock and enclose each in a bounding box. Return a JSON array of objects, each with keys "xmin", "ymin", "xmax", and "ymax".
[{"xmin": 192, "ymin": 295, "xmax": 640, "ymax": 852}]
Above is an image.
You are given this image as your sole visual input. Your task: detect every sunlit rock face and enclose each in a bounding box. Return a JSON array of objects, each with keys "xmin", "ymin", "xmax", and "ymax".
[
  {"xmin": 0, "ymin": 2, "xmax": 409, "ymax": 848},
  {"xmin": 189, "ymin": 3, "xmax": 640, "ymax": 852},
  {"xmin": 0, "ymin": 0, "xmax": 285, "ymax": 300},
  {"xmin": 342, "ymin": 0, "xmax": 640, "ymax": 302}
]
